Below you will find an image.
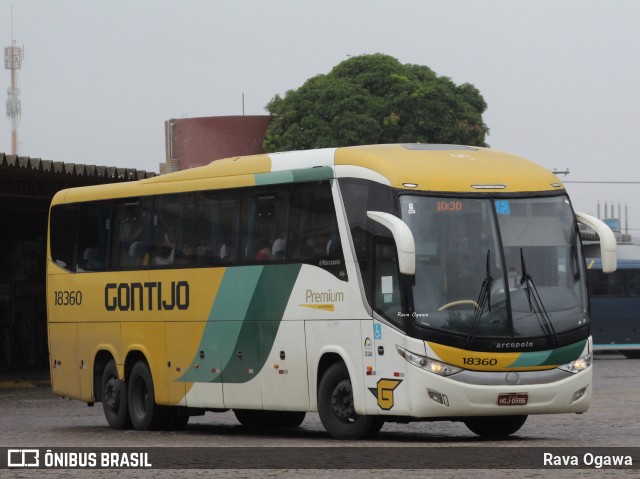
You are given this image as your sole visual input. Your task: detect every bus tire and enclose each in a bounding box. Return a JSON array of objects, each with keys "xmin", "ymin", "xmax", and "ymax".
[
  {"xmin": 234, "ymin": 410, "xmax": 306, "ymax": 428},
  {"xmin": 101, "ymin": 359, "xmax": 131, "ymax": 429},
  {"xmin": 128, "ymin": 361, "xmax": 164, "ymax": 431},
  {"xmin": 463, "ymin": 415, "xmax": 528, "ymax": 438},
  {"xmin": 318, "ymin": 362, "xmax": 384, "ymax": 440}
]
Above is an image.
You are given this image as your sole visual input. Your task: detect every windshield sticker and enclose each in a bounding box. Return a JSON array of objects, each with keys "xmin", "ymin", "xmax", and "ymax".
[
  {"xmin": 408, "ymin": 203, "xmax": 416, "ymax": 215},
  {"xmin": 381, "ymin": 276, "xmax": 393, "ymax": 294},
  {"xmin": 381, "ymin": 276, "xmax": 393, "ymax": 303},
  {"xmin": 495, "ymin": 200, "xmax": 511, "ymax": 215},
  {"xmin": 508, "ymin": 267, "xmax": 519, "ymax": 289}
]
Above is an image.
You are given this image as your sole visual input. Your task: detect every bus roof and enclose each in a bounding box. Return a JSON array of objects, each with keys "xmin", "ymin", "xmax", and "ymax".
[
  {"xmin": 51, "ymin": 144, "xmax": 565, "ymax": 205},
  {"xmin": 333, "ymin": 144, "xmax": 563, "ymax": 193}
]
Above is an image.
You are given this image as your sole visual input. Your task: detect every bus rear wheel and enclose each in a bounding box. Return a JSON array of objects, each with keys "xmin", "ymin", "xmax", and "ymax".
[
  {"xmin": 463, "ymin": 415, "xmax": 527, "ymax": 438},
  {"xmin": 234, "ymin": 410, "xmax": 306, "ymax": 428},
  {"xmin": 101, "ymin": 359, "xmax": 131, "ymax": 429},
  {"xmin": 318, "ymin": 362, "xmax": 384, "ymax": 440},
  {"xmin": 128, "ymin": 361, "xmax": 165, "ymax": 431}
]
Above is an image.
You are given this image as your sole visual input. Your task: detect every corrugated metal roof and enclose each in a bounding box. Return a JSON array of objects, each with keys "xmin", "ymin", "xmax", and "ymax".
[{"xmin": 0, "ymin": 152, "xmax": 156, "ymax": 180}]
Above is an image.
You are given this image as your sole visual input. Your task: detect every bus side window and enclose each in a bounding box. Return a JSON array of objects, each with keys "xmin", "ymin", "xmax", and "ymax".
[
  {"xmin": 111, "ymin": 198, "xmax": 152, "ymax": 270},
  {"xmin": 77, "ymin": 201, "xmax": 110, "ymax": 272},
  {"xmin": 215, "ymin": 194, "xmax": 240, "ymax": 264},
  {"xmin": 152, "ymin": 194, "xmax": 181, "ymax": 267},
  {"xmin": 50, "ymin": 204, "xmax": 79, "ymax": 271},
  {"xmin": 606, "ymin": 271, "xmax": 625, "ymax": 296},
  {"xmin": 291, "ymin": 181, "xmax": 347, "ymax": 280},
  {"xmin": 628, "ymin": 270, "xmax": 640, "ymax": 297},
  {"xmin": 591, "ymin": 270, "xmax": 625, "ymax": 297},
  {"xmin": 188, "ymin": 191, "xmax": 216, "ymax": 266},
  {"xmin": 243, "ymin": 188, "xmax": 289, "ymax": 263}
]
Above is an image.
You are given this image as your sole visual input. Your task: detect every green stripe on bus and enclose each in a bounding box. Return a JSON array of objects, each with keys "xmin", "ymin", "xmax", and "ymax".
[
  {"xmin": 507, "ymin": 350, "xmax": 552, "ymax": 368},
  {"xmin": 508, "ymin": 340, "xmax": 587, "ymax": 368},
  {"xmin": 245, "ymin": 264, "xmax": 301, "ymax": 321},
  {"xmin": 255, "ymin": 171, "xmax": 294, "ymax": 185},
  {"xmin": 220, "ymin": 264, "xmax": 302, "ymax": 383},
  {"xmin": 543, "ymin": 339, "xmax": 587, "ymax": 366},
  {"xmin": 180, "ymin": 267, "xmax": 263, "ymax": 383},
  {"xmin": 209, "ymin": 266, "xmax": 263, "ymax": 322},
  {"xmin": 292, "ymin": 166, "xmax": 334, "ymax": 182},
  {"xmin": 180, "ymin": 264, "xmax": 301, "ymax": 384},
  {"xmin": 254, "ymin": 167, "xmax": 334, "ymax": 186}
]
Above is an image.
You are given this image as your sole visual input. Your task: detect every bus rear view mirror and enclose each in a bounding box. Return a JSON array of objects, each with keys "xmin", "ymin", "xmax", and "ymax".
[
  {"xmin": 576, "ymin": 212, "xmax": 617, "ymax": 274},
  {"xmin": 367, "ymin": 211, "xmax": 416, "ymax": 275}
]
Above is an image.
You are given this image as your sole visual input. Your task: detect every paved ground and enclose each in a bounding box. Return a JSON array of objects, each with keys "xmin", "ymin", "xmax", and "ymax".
[{"xmin": 1, "ymin": 354, "xmax": 638, "ymax": 478}]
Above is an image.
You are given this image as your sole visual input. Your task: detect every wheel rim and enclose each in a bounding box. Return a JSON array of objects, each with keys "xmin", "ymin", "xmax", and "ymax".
[{"xmin": 331, "ymin": 378, "xmax": 355, "ymax": 422}]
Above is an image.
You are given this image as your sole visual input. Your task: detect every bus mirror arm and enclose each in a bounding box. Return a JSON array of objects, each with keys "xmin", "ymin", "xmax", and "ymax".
[
  {"xmin": 575, "ymin": 212, "xmax": 617, "ymax": 274},
  {"xmin": 367, "ymin": 211, "xmax": 416, "ymax": 275}
]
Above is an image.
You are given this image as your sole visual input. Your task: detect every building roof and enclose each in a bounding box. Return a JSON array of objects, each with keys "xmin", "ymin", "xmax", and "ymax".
[{"xmin": 0, "ymin": 152, "xmax": 156, "ymax": 180}]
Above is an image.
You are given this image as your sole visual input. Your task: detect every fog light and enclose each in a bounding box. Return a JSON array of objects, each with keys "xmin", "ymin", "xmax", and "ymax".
[
  {"xmin": 428, "ymin": 389, "xmax": 449, "ymax": 407},
  {"xmin": 570, "ymin": 386, "xmax": 588, "ymax": 404}
]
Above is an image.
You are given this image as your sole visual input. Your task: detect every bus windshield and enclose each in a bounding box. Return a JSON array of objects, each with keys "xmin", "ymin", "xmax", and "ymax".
[{"xmin": 399, "ymin": 195, "xmax": 587, "ymax": 345}]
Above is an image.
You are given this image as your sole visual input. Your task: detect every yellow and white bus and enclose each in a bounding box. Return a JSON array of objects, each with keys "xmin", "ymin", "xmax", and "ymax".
[{"xmin": 47, "ymin": 144, "xmax": 616, "ymax": 439}]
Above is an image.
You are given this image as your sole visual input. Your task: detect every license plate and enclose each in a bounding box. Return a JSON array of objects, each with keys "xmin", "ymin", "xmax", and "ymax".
[{"xmin": 497, "ymin": 393, "xmax": 528, "ymax": 406}]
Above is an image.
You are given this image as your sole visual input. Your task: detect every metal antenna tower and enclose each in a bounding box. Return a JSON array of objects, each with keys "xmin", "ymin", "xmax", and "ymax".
[{"xmin": 5, "ymin": 4, "xmax": 24, "ymax": 155}]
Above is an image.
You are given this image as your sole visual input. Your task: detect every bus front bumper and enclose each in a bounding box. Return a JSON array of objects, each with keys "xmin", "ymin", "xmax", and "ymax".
[{"xmin": 402, "ymin": 365, "xmax": 592, "ymax": 418}]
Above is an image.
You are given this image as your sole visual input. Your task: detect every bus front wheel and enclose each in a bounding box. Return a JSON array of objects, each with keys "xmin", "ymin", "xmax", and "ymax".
[
  {"xmin": 318, "ymin": 362, "xmax": 384, "ymax": 440},
  {"xmin": 128, "ymin": 361, "xmax": 165, "ymax": 431},
  {"xmin": 101, "ymin": 359, "xmax": 131, "ymax": 429},
  {"xmin": 463, "ymin": 415, "xmax": 527, "ymax": 438}
]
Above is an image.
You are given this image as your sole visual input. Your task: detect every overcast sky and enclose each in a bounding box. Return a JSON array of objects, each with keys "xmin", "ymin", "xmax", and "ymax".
[{"xmin": 1, "ymin": 0, "xmax": 639, "ymax": 234}]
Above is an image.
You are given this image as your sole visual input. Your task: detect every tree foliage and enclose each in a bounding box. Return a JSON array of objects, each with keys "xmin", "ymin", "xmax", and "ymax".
[{"xmin": 263, "ymin": 54, "xmax": 489, "ymax": 152}]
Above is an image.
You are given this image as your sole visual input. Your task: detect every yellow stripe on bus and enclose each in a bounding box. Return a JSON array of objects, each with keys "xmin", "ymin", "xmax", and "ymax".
[
  {"xmin": 428, "ymin": 342, "xmax": 522, "ymax": 371},
  {"xmin": 299, "ymin": 303, "xmax": 335, "ymax": 312}
]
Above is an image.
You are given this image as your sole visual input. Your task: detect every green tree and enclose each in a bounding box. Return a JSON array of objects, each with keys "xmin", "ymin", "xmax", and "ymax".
[{"xmin": 263, "ymin": 54, "xmax": 489, "ymax": 152}]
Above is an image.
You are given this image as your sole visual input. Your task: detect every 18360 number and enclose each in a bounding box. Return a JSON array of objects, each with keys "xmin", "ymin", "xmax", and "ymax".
[
  {"xmin": 462, "ymin": 357, "xmax": 498, "ymax": 366},
  {"xmin": 54, "ymin": 290, "xmax": 83, "ymax": 306}
]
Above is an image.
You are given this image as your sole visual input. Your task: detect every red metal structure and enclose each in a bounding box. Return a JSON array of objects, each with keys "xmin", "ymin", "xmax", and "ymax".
[{"xmin": 164, "ymin": 116, "xmax": 271, "ymax": 172}]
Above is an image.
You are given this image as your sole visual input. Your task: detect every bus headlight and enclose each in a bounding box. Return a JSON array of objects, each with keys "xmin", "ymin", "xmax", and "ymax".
[
  {"xmin": 558, "ymin": 353, "xmax": 592, "ymax": 374},
  {"xmin": 396, "ymin": 345, "xmax": 462, "ymax": 377}
]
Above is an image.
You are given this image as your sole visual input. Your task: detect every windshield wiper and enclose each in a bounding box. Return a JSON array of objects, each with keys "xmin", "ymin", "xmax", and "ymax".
[
  {"xmin": 466, "ymin": 250, "xmax": 493, "ymax": 347},
  {"xmin": 519, "ymin": 248, "xmax": 559, "ymax": 346}
]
